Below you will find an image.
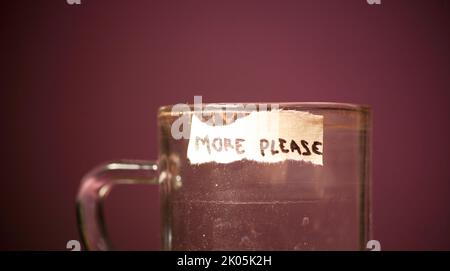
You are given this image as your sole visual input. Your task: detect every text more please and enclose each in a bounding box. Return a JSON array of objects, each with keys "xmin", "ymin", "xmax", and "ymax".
[{"xmin": 194, "ymin": 136, "xmax": 323, "ymax": 157}]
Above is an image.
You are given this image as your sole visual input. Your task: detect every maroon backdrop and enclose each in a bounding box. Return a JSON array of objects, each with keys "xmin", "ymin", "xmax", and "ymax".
[{"xmin": 1, "ymin": 0, "xmax": 449, "ymax": 250}]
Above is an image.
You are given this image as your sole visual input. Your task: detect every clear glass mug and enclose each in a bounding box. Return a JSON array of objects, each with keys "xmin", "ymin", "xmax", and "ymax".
[{"xmin": 77, "ymin": 102, "xmax": 371, "ymax": 250}]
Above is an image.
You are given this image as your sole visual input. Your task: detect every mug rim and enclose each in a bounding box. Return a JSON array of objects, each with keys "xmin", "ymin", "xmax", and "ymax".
[{"xmin": 158, "ymin": 102, "xmax": 370, "ymax": 116}]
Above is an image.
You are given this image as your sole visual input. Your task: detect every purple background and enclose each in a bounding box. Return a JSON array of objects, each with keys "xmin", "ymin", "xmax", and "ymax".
[{"xmin": 1, "ymin": 0, "xmax": 449, "ymax": 250}]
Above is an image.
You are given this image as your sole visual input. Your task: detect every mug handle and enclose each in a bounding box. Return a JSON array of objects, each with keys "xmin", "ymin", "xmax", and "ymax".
[{"xmin": 76, "ymin": 160, "xmax": 159, "ymax": 250}]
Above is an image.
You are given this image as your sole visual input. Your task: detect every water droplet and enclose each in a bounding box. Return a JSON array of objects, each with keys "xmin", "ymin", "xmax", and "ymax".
[
  {"xmin": 302, "ymin": 216, "xmax": 310, "ymax": 226},
  {"xmin": 174, "ymin": 175, "xmax": 182, "ymax": 189}
]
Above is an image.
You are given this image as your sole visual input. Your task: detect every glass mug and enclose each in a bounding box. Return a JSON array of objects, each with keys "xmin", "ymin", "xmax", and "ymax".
[{"xmin": 77, "ymin": 102, "xmax": 371, "ymax": 251}]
